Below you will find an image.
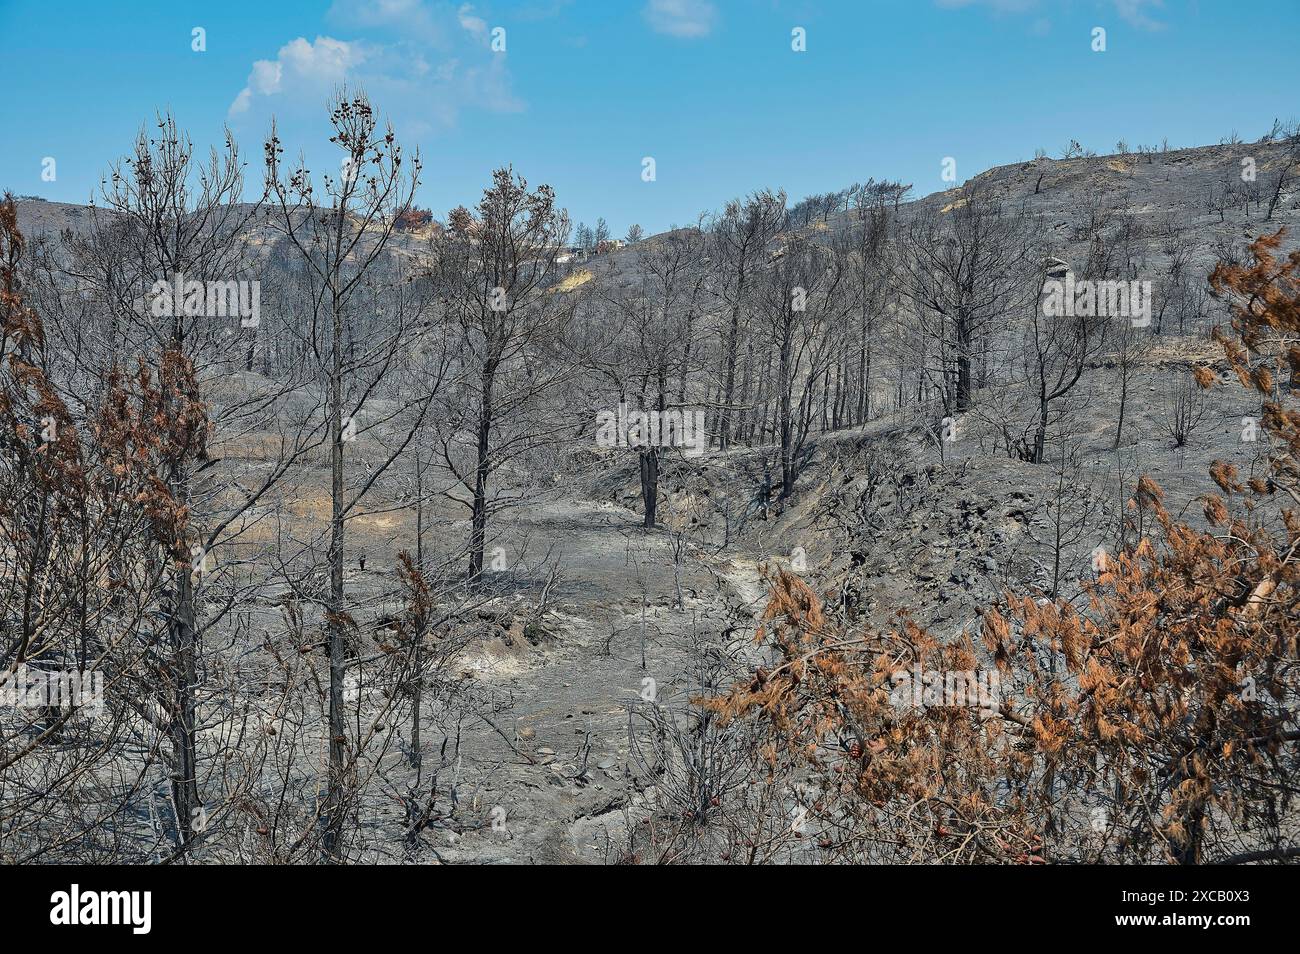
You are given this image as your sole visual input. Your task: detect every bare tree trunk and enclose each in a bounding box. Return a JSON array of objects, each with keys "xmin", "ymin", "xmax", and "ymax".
[
  {"xmin": 720, "ymin": 295, "xmax": 742, "ymax": 449},
  {"xmin": 1114, "ymin": 372, "xmax": 1129, "ymax": 449},
  {"xmin": 323, "ymin": 286, "xmax": 346, "ymax": 861},
  {"xmin": 956, "ymin": 306, "xmax": 973, "ymax": 410},
  {"xmin": 1033, "ymin": 374, "xmax": 1049, "ymax": 464},
  {"xmin": 778, "ymin": 320, "xmax": 794, "ymax": 498},
  {"xmin": 167, "ymin": 568, "xmax": 201, "ymax": 848},
  {"xmin": 736, "ymin": 341, "xmax": 753, "ymax": 445},
  {"xmin": 468, "ymin": 362, "xmax": 496, "ymax": 581},
  {"xmin": 410, "ymin": 451, "xmax": 425, "ymax": 774},
  {"xmin": 640, "ymin": 448, "xmax": 659, "ymax": 528}
]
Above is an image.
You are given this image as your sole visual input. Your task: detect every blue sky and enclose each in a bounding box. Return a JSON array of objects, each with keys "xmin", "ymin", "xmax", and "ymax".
[{"xmin": 2, "ymin": 0, "xmax": 1298, "ymax": 237}]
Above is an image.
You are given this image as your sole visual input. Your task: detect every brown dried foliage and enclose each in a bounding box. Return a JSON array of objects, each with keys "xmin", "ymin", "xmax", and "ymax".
[{"xmin": 707, "ymin": 231, "xmax": 1300, "ymax": 864}]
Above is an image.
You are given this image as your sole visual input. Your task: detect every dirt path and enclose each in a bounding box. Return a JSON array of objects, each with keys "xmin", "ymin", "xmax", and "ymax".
[{"xmin": 428, "ymin": 497, "xmax": 770, "ymax": 863}]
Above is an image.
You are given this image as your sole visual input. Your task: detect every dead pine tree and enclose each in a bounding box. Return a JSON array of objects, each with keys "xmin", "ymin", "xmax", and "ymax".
[
  {"xmin": 86, "ymin": 114, "xmax": 264, "ymax": 854},
  {"xmin": 708, "ymin": 189, "xmax": 787, "ymax": 450},
  {"xmin": 263, "ymin": 90, "xmax": 423, "ymax": 861},
  {"xmin": 428, "ymin": 168, "xmax": 573, "ymax": 581}
]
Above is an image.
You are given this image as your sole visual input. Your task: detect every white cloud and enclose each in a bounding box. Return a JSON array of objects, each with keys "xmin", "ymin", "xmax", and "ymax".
[
  {"xmin": 1113, "ymin": 0, "xmax": 1166, "ymax": 31},
  {"xmin": 643, "ymin": 0, "xmax": 716, "ymax": 39},
  {"xmin": 935, "ymin": 0, "xmax": 1166, "ymax": 33},
  {"xmin": 227, "ymin": 7, "xmax": 521, "ymax": 129},
  {"xmin": 229, "ymin": 36, "xmax": 367, "ymax": 116},
  {"xmin": 457, "ymin": 3, "xmax": 489, "ymax": 41},
  {"xmin": 936, "ymin": 0, "xmax": 1167, "ymax": 30},
  {"xmin": 249, "ymin": 58, "xmax": 286, "ymax": 95},
  {"xmin": 328, "ymin": 0, "xmax": 442, "ymax": 40}
]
